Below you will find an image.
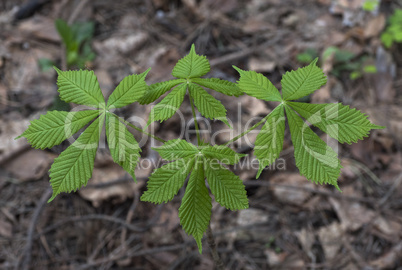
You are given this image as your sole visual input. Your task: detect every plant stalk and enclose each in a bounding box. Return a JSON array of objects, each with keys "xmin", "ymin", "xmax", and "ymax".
[
  {"xmin": 114, "ymin": 113, "xmax": 167, "ymax": 144},
  {"xmin": 206, "ymin": 225, "xmax": 224, "ymax": 270},
  {"xmin": 224, "ymin": 116, "xmax": 267, "ymax": 146}
]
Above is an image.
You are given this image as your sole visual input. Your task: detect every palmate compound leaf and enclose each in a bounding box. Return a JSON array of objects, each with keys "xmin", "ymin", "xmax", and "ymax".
[
  {"xmin": 54, "ymin": 67, "xmax": 105, "ymax": 108},
  {"xmin": 152, "ymin": 139, "xmax": 198, "ymax": 161},
  {"xmin": 141, "ymin": 158, "xmax": 195, "ymax": 203},
  {"xmin": 254, "ymin": 105, "xmax": 286, "ymax": 178},
  {"xmin": 16, "ymin": 110, "xmax": 100, "ymax": 149},
  {"xmin": 147, "ymin": 83, "xmax": 187, "ymax": 125},
  {"xmin": 106, "ymin": 113, "xmax": 141, "ymax": 181},
  {"xmin": 172, "ymin": 44, "xmax": 210, "ymax": 79},
  {"xmin": 189, "ymin": 83, "xmax": 230, "ymax": 126},
  {"xmin": 179, "ymin": 158, "xmax": 212, "ymax": 253},
  {"xmin": 204, "ymin": 160, "xmax": 249, "ymax": 211},
  {"xmin": 201, "ymin": 144, "xmax": 246, "ymax": 165},
  {"xmin": 287, "ymin": 102, "xmax": 385, "ymax": 144},
  {"xmin": 48, "ymin": 113, "xmax": 104, "ymax": 202},
  {"xmin": 285, "ymin": 105, "xmax": 341, "ymax": 190},
  {"xmin": 233, "ymin": 66, "xmax": 282, "ymax": 102},
  {"xmin": 191, "ymin": 78, "xmax": 243, "ymax": 97},
  {"xmin": 107, "ymin": 68, "xmax": 150, "ymax": 109},
  {"xmin": 281, "ymin": 58, "xmax": 327, "ymax": 101},
  {"xmin": 138, "ymin": 79, "xmax": 185, "ymax": 105}
]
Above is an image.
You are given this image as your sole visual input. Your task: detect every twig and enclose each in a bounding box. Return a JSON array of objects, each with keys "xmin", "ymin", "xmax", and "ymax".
[
  {"xmin": 17, "ymin": 188, "xmax": 52, "ymax": 270},
  {"xmin": 79, "ymin": 242, "xmax": 191, "ymax": 269},
  {"xmin": 206, "ymin": 225, "xmax": 225, "ymax": 270},
  {"xmin": 379, "ymin": 172, "xmax": 402, "ymax": 206},
  {"xmin": 35, "ymin": 214, "xmax": 146, "ymax": 239},
  {"xmin": 243, "ymin": 180, "xmax": 375, "ymax": 204},
  {"xmin": 67, "ymin": 0, "xmax": 89, "ymax": 24},
  {"xmin": 120, "ymin": 192, "xmax": 139, "ymax": 253}
]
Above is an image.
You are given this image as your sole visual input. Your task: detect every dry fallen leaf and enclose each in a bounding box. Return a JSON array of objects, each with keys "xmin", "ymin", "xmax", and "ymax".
[
  {"xmin": 318, "ymin": 222, "xmax": 343, "ymax": 260},
  {"xmin": 79, "ymin": 163, "xmax": 144, "ymax": 207},
  {"xmin": 364, "ymin": 14, "xmax": 385, "ymax": 38},
  {"xmin": 270, "ymin": 173, "xmax": 315, "ymax": 205},
  {"xmin": 18, "ymin": 15, "xmax": 60, "ymax": 43},
  {"xmin": 248, "ymin": 57, "xmax": 276, "ymax": 73},
  {"xmin": 328, "ymin": 197, "xmax": 375, "ymax": 231},
  {"xmin": 0, "ymin": 219, "xmax": 12, "ymax": 238},
  {"xmin": 3, "ymin": 149, "xmax": 54, "ymax": 182},
  {"xmin": 237, "ymin": 208, "xmax": 269, "ymax": 226},
  {"xmin": 0, "ymin": 117, "xmax": 31, "ymax": 164}
]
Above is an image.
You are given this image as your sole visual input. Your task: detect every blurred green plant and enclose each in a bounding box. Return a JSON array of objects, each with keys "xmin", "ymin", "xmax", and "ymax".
[
  {"xmin": 298, "ymin": 47, "xmax": 377, "ymax": 80},
  {"xmin": 55, "ymin": 18, "xmax": 96, "ymax": 68},
  {"xmin": 362, "ymin": 0, "xmax": 379, "ymax": 12},
  {"xmin": 296, "ymin": 48, "xmax": 318, "ymax": 64},
  {"xmin": 381, "ymin": 9, "xmax": 402, "ymax": 48},
  {"xmin": 38, "ymin": 58, "xmax": 55, "ymax": 72},
  {"xmin": 322, "ymin": 46, "xmax": 376, "ymax": 80}
]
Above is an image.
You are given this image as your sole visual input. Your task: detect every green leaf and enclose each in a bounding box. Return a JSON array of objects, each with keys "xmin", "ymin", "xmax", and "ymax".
[
  {"xmin": 48, "ymin": 113, "xmax": 104, "ymax": 202},
  {"xmin": 179, "ymin": 159, "xmax": 211, "ymax": 253},
  {"xmin": 189, "ymin": 83, "xmax": 230, "ymax": 126},
  {"xmin": 205, "ymin": 160, "xmax": 248, "ymax": 210},
  {"xmin": 138, "ymin": 79, "xmax": 185, "ymax": 105},
  {"xmin": 172, "ymin": 44, "xmax": 210, "ymax": 79},
  {"xmin": 54, "ymin": 67, "xmax": 105, "ymax": 108},
  {"xmin": 147, "ymin": 83, "xmax": 187, "ymax": 125},
  {"xmin": 153, "ymin": 139, "xmax": 199, "ymax": 161},
  {"xmin": 254, "ymin": 105, "xmax": 286, "ymax": 178},
  {"xmin": 233, "ymin": 66, "xmax": 282, "ymax": 102},
  {"xmin": 17, "ymin": 110, "xmax": 100, "ymax": 149},
  {"xmin": 141, "ymin": 158, "xmax": 195, "ymax": 203},
  {"xmin": 285, "ymin": 106, "xmax": 341, "ymax": 189},
  {"xmin": 381, "ymin": 32, "xmax": 393, "ymax": 48},
  {"xmin": 201, "ymin": 145, "xmax": 246, "ymax": 165},
  {"xmin": 107, "ymin": 68, "xmax": 150, "ymax": 109},
  {"xmin": 106, "ymin": 113, "xmax": 141, "ymax": 181},
  {"xmin": 71, "ymin": 21, "xmax": 94, "ymax": 44},
  {"xmin": 55, "ymin": 19, "xmax": 77, "ymax": 52},
  {"xmin": 281, "ymin": 58, "xmax": 327, "ymax": 101},
  {"xmin": 288, "ymin": 102, "xmax": 384, "ymax": 144},
  {"xmin": 191, "ymin": 78, "xmax": 243, "ymax": 97}
]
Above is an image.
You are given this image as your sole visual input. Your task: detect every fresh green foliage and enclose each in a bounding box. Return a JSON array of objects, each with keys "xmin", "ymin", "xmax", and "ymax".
[
  {"xmin": 49, "ymin": 114, "xmax": 104, "ymax": 202},
  {"xmin": 254, "ymin": 105, "xmax": 285, "ymax": 177},
  {"xmin": 141, "ymin": 44, "xmax": 242, "ymax": 126},
  {"xmin": 107, "ymin": 69, "xmax": 150, "ymax": 109},
  {"xmin": 322, "ymin": 46, "xmax": 377, "ymax": 80},
  {"xmin": 179, "ymin": 159, "xmax": 211, "ymax": 253},
  {"xmin": 17, "ymin": 67, "xmax": 149, "ymax": 202},
  {"xmin": 38, "ymin": 58, "xmax": 55, "ymax": 72},
  {"xmin": 17, "ymin": 43, "xmax": 384, "ymax": 254},
  {"xmin": 54, "ymin": 67, "xmax": 105, "ymax": 108},
  {"xmin": 236, "ymin": 59, "xmax": 383, "ymax": 188},
  {"xmin": 381, "ymin": 9, "xmax": 402, "ymax": 48},
  {"xmin": 287, "ymin": 102, "xmax": 383, "ymax": 144},
  {"xmin": 232, "ymin": 66, "xmax": 282, "ymax": 102},
  {"xmin": 16, "ymin": 110, "xmax": 100, "ymax": 149},
  {"xmin": 362, "ymin": 0, "xmax": 379, "ymax": 12},
  {"xmin": 141, "ymin": 139, "xmax": 248, "ymax": 252},
  {"xmin": 296, "ymin": 48, "xmax": 318, "ymax": 64},
  {"xmin": 55, "ymin": 19, "xmax": 95, "ymax": 68},
  {"xmin": 281, "ymin": 58, "xmax": 327, "ymax": 100},
  {"xmin": 285, "ymin": 106, "xmax": 341, "ymax": 189}
]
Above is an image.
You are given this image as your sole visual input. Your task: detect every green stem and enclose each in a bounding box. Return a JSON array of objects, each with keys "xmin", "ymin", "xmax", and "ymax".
[
  {"xmin": 224, "ymin": 116, "xmax": 267, "ymax": 146},
  {"xmin": 189, "ymin": 92, "xmax": 201, "ymax": 145},
  {"xmin": 112, "ymin": 113, "xmax": 167, "ymax": 144}
]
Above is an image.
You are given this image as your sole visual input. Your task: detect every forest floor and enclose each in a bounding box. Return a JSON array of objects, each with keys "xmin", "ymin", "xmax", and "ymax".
[{"xmin": 0, "ymin": 0, "xmax": 401, "ymax": 269}]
